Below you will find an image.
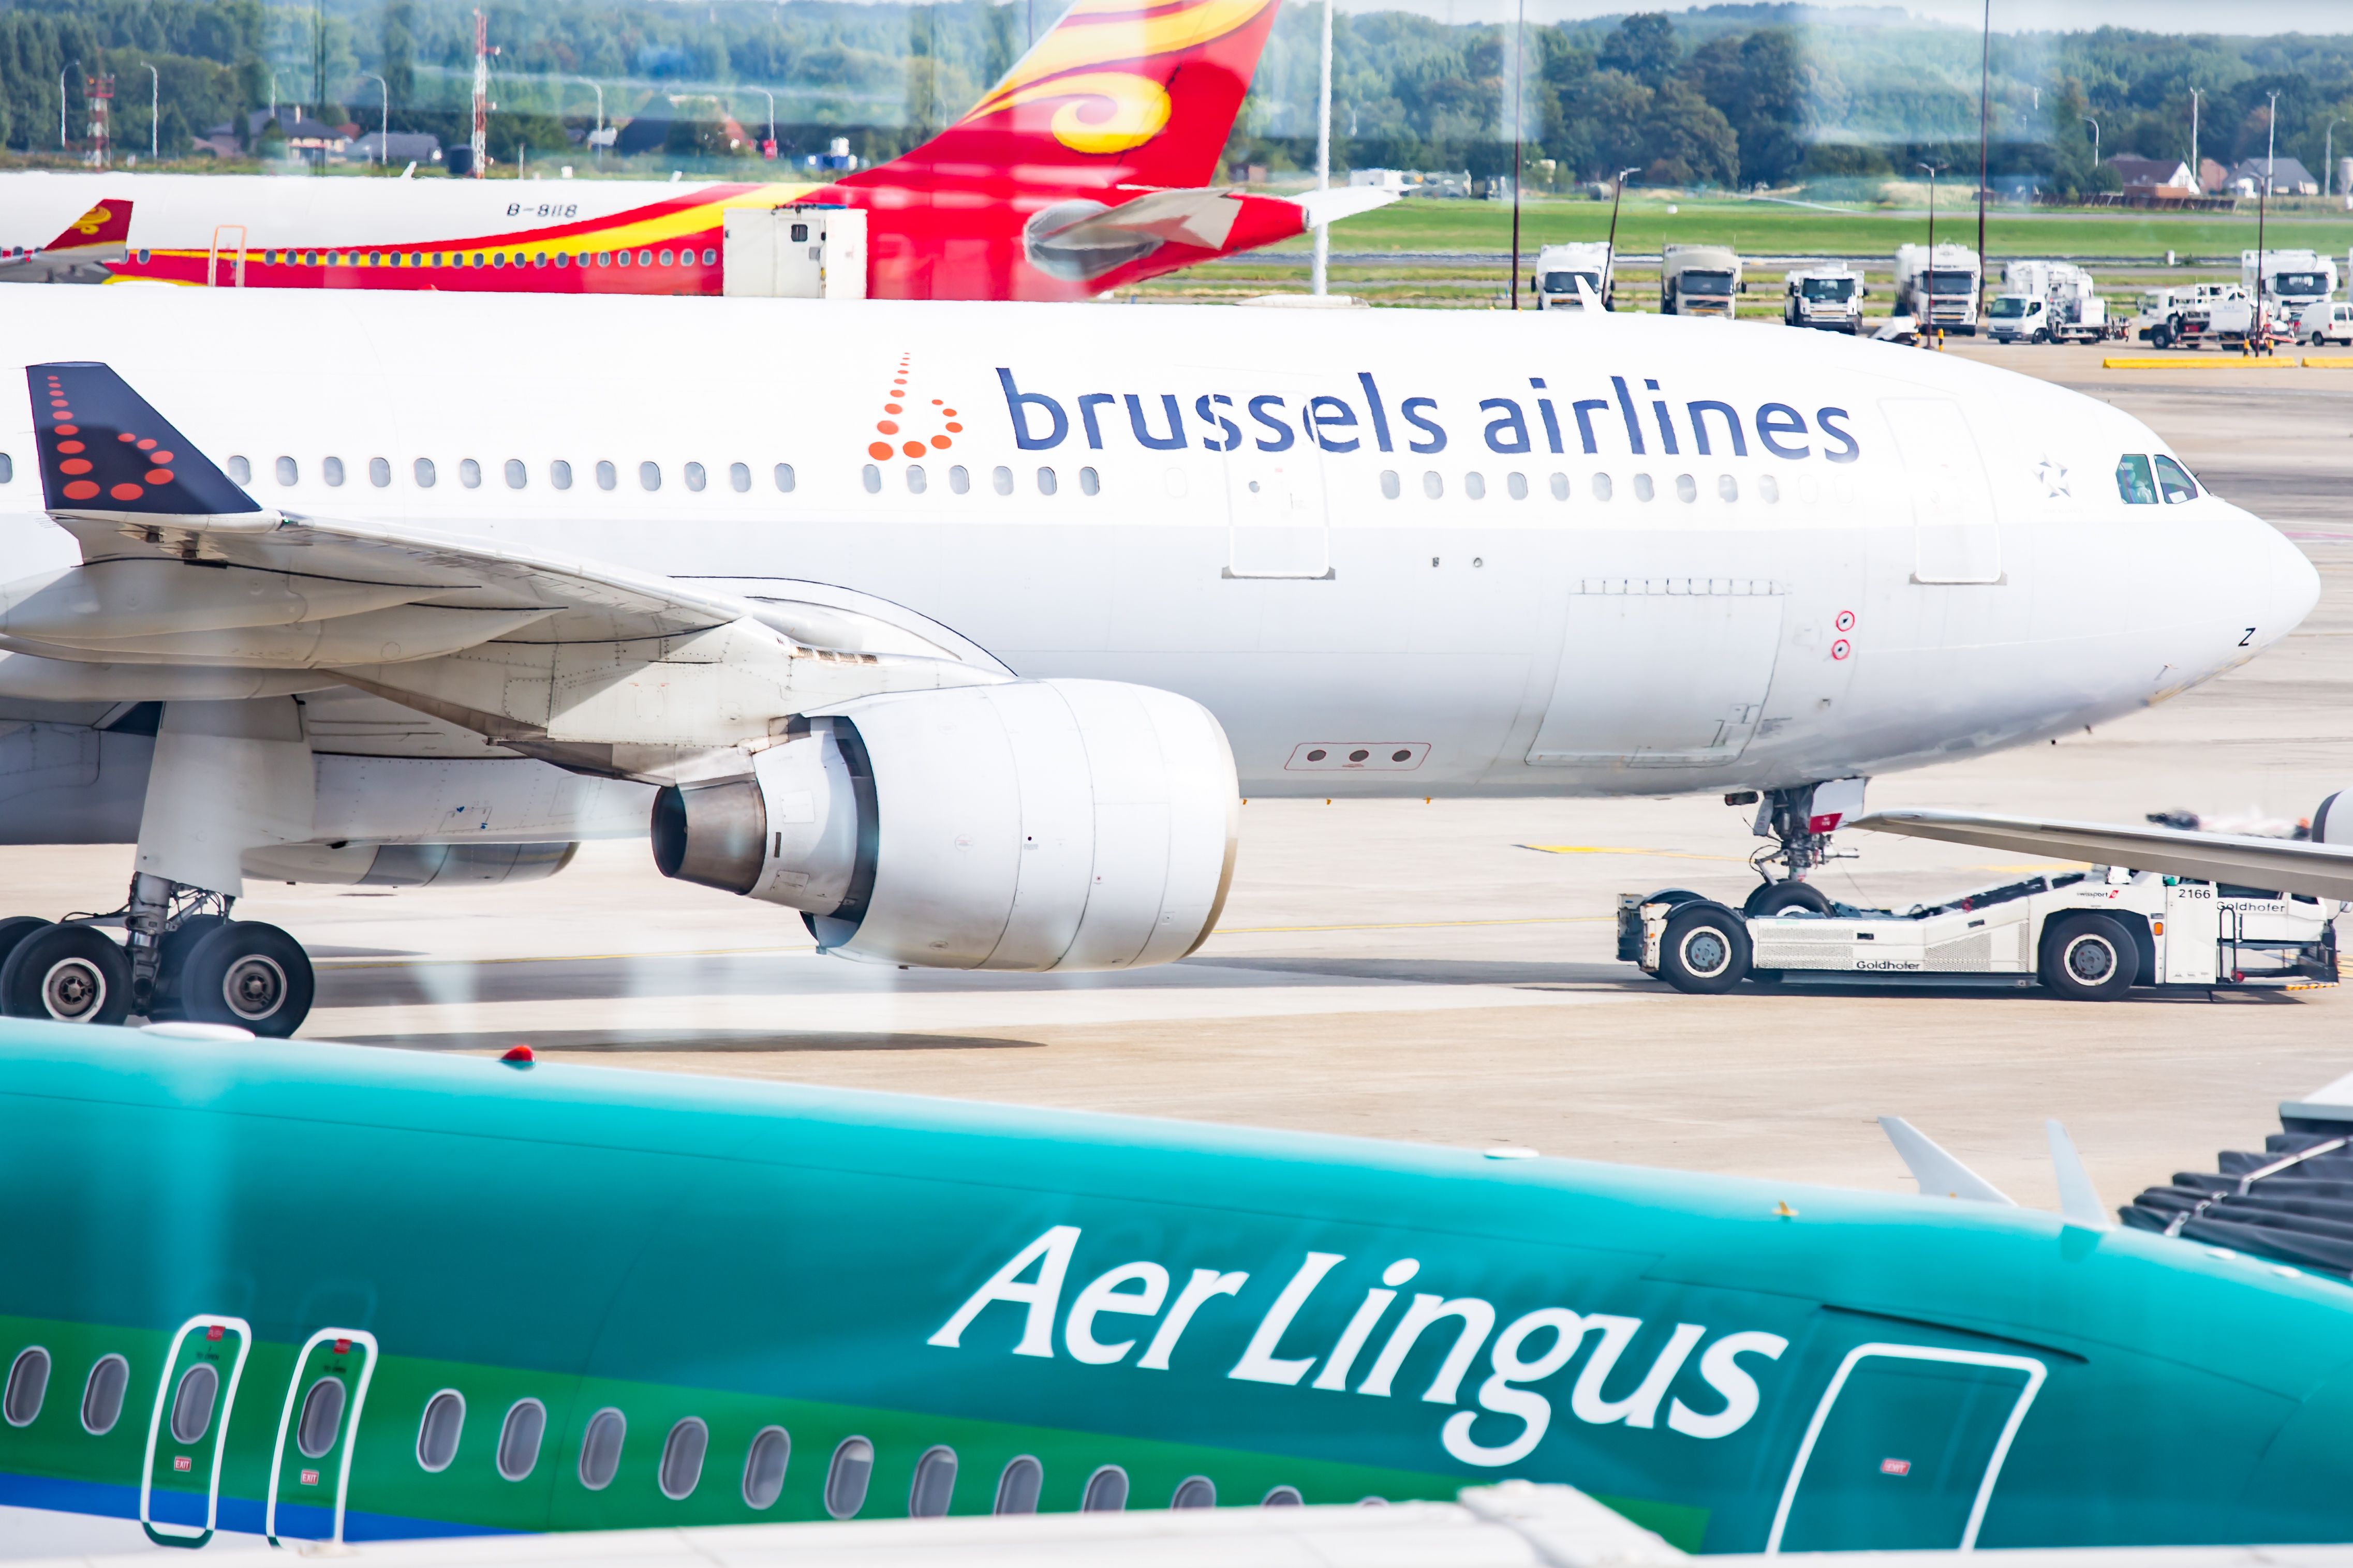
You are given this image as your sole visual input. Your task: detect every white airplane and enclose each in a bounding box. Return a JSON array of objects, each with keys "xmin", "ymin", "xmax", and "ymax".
[{"xmin": 0, "ymin": 289, "xmax": 2315, "ymax": 1035}]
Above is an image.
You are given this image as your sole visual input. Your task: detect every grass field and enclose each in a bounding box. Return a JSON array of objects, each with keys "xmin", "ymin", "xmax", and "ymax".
[{"xmin": 1262, "ymin": 193, "xmax": 2353, "ymax": 260}]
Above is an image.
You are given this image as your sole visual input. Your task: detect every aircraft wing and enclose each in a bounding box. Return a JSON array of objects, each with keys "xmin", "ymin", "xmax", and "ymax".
[
  {"xmin": 1853, "ymin": 808, "xmax": 2353, "ymax": 901},
  {"xmin": 9, "ymin": 362, "xmax": 1003, "ymax": 780},
  {"xmin": 0, "ymin": 200, "xmax": 131, "ymax": 285}
]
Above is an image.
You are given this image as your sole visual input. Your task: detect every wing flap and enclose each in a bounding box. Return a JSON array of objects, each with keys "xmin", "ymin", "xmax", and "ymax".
[{"xmin": 1854, "ymin": 808, "xmax": 2353, "ymax": 902}]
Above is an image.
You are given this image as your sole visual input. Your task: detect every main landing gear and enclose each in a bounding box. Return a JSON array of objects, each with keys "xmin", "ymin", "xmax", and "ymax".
[
  {"xmin": 0, "ymin": 872, "xmax": 314, "ymax": 1036},
  {"xmin": 1731, "ymin": 779, "xmax": 1868, "ymax": 919}
]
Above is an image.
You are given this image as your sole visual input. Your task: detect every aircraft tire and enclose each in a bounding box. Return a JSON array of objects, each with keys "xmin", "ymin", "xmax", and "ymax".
[
  {"xmin": 2038, "ymin": 913, "xmax": 2135, "ymax": 1002},
  {"xmin": 1659, "ymin": 903, "xmax": 1751, "ymax": 995},
  {"xmin": 0, "ymin": 923, "xmax": 132, "ymax": 1025},
  {"xmin": 179, "ymin": 921, "xmax": 314, "ymax": 1038},
  {"xmin": 147, "ymin": 914, "xmax": 231, "ymax": 1020},
  {"xmin": 0, "ymin": 916, "xmax": 53, "ymax": 982},
  {"xmin": 1744, "ymin": 881, "xmax": 1834, "ymax": 918}
]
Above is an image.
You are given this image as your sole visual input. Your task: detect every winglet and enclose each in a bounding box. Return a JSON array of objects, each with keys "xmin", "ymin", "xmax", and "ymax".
[
  {"xmin": 29, "ymin": 363, "xmax": 272, "ymax": 529},
  {"xmin": 1572, "ymin": 273, "xmax": 1604, "ymax": 311},
  {"xmin": 42, "ymin": 199, "xmax": 132, "ymax": 253},
  {"xmin": 1880, "ymin": 1116, "xmax": 2016, "ymax": 1205},
  {"xmin": 2047, "ymin": 1119, "xmax": 2114, "ymax": 1231}
]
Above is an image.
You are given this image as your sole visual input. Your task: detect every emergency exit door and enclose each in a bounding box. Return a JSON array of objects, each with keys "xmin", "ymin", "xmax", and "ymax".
[
  {"xmin": 265, "ymin": 1328, "xmax": 380, "ymax": 1546},
  {"xmin": 1882, "ymin": 398, "xmax": 2001, "ymax": 584},
  {"xmin": 1219, "ymin": 393, "xmax": 1331, "ymax": 580},
  {"xmin": 140, "ymin": 1314, "xmax": 254, "ymax": 1546},
  {"xmin": 1767, "ymin": 1342, "xmax": 2046, "ymax": 1553}
]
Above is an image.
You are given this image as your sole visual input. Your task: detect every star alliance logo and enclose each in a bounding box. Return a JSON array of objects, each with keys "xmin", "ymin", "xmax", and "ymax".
[{"xmin": 2034, "ymin": 456, "xmax": 2071, "ymax": 498}]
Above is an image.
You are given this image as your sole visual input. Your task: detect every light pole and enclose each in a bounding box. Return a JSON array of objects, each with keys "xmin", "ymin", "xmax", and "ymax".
[
  {"xmin": 1973, "ymin": 0, "xmax": 1988, "ymax": 328},
  {"xmin": 2188, "ymin": 88, "xmax": 2203, "ymax": 187},
  {"xmin": 365, "ymin": 73, "xmax": 387, "ymax": 165},
  {"xmin": 1311, "ymin": 0, "xmax": 1331, "ymax": 297},
  {"xmin": 1602, "ymin": 167, "xmax": 1637, "ymax": 309},
  {"xmin": 2327, "ymin": 118, "xmax": 2343, "ymax": 199},
  {"xmin": 1508, "ymin": 0, "xmax": 1525, "ymax": 309},
  {"xmin": 60, "ymin": 64, "xmax": 73, "ymax": 149},
  {"xmin": 2080, "ymin": 115, "xmax": 2098, "ymax": 169},
  {"xmin": 2256, "ymin": 89, "xmax": 2279, "ymax": 331},
  {"xmin": 146, "ymin": 63, "xmax": 158, "ymax": 158}
]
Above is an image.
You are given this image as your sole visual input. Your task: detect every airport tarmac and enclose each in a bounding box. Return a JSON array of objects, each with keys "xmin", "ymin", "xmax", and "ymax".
[{"xmin": 7, "ymin": 340, "xmax": 2347, "ymax": 1222}]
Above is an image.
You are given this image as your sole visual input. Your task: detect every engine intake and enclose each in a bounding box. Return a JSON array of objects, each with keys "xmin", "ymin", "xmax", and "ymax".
[{"xmin": 653, "ymin": 679, "xmax": 1238, "ymax": 972}]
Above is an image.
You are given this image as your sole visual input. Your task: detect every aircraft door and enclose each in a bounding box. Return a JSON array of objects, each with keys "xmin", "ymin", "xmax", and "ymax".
[
  {"xmin": 265, "ymin": 1328, "xmax": 380, "ymax": 1546},
  {"xmin": 1219, "ymin": 391, "xmax": 1331, "ymax": 580},
  {"xmin": 1526, "ymin": 583, "xmax": 1785, "ymax": 766},
  {"xmin": 140, "ymin": 1314, "xmax": 254, "ymax": 1547},
  {"xmin": 1881, "ymin": 398, "xmax": 2000, "ymax": 585},
  {"xmin": 1766, "ymin": 1342, "xmax": 2045, "ymax": 1553}
]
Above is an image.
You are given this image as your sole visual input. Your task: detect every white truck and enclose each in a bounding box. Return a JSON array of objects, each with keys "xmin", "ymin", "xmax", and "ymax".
[
  {"xmin": 1623, "ymin": 870, "xmax": 2336, "ymax": 1000},
  {"xmin": 1893, "ymin": 242, "xmax": 1981, "ymax": 336},
  {"xmin": 1661, "ymin": 244, "xmax": 1741, "ymax": 319},
  {"xmin": 2297, "ymin": 298, "xmax": 2353, "ymax": 346},
  {"xmin": 2140, "ymin": 282, "xmax": 2248, "ymax": 350},
  {"xmin": 1782, "ymin": 263, "xmax": 1864, "ymax": 332},
  {"xmin": 1984, "ymin": 259, "xmax": 2110, "ymax": 344},
  {"xmin": 2242, "ymin": 248, "xmax": 2340, "ymax": 317},
  {"xmin": 1533, "ymin": 242, "xmax": 1612, "ymax": 310}
]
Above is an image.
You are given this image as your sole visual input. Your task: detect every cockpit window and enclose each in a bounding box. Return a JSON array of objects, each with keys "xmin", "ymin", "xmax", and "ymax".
[
  {"xmin": 2114, "ymin": 454, "xmax": 2158, "ymax": 505},
  {"xmin": 2153, "ymin": 455, "xmax": 2199, "ymax": 504}
]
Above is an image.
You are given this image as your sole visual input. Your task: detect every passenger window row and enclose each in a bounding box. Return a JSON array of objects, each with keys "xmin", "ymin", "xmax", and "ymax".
[
  {"xmin": 407, "ymin": 1390, "xmax": 1312, "ymax": 1518},
  {"xmin": 2115, "ymin": 453, "xmax": 2200, "ymax": 505},
  {"xmin": 226, "ymin": 455, "xmax": 797, "ymax": 497},
  {"xmin": 1380, "ymin": 468, "xmax": 1783, "ymax": 505},
  {"xmin": 3, "ymin": 1345, "xmax": 131, "ymax": 1436},
  {"xmin": 861, "ymin": 464, "xmax": 1085, "ymax": 498},
  {"xmin": 212, "ymin": 248, "xmax": 721, "ymax": 272}
]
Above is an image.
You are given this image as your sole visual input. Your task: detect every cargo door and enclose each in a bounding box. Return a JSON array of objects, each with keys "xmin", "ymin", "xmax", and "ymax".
[
  {"xmin": 1882, "ymin": 399, "xmax": 2000, "ymax": 585},
  {"xmin": 140, "ymin": 1315, "xmax": 254, "ymax": 1546},
  {"xmin": 1767, "ymin": 1343, "xmax": 2045, "ymax": 1553},
  {"xmin": 1527, "ymin": 581, "xmax": 1784, "ymax": 767},
  {"xmin": 1220, "ymin": 392, "xmax": 1330, "ymax": 580},
  {"xmin": 264, "ymin": 1329, "xmax": 380, "ymax": 1546}
]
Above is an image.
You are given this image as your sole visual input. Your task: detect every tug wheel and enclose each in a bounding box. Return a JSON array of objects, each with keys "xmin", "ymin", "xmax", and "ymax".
[
  {"xmin": 1659, "ymin": 903, "xmax": 1751, "ymax": 995},
  {"xmin": 2038, "ymin": 913, "xmax": 2135, "ymax": 1002}
]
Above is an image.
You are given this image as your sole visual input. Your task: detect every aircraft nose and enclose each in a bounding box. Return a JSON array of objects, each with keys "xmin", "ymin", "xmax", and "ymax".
[{"xmin": 2245, "ymin": 510, "xmax": 2320, "ymax": 653}]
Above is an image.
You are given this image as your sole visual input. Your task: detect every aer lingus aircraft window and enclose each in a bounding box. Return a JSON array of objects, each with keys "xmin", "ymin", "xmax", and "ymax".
[
  {"xmin": 1508, "ymin": 472, "xmax": 1528, "ymax": 500},
  {"xmin": 2115, "ymin": 454, "xmax": 2158, "ymax": 504},
  {"xmin": 640, "ymin": 462, "xmax": 661, "ymax": 491},
  {"xmin": 414, "ymin": 458, "xmax": 436, "ymax": 488},
  {"xmin": 504, "ymin": 460, "xmax": 526, "ymax": 489},
  {"xmin": 578, "ymin": 1407, "xmax": 625, "ymax": 1490},
  {"xmin": 322, "ymin": 457, "xmax": 345, "ymax": 487},
  {"xmin": 80, "ymin": 1354, "xmax": 127, "ymax": 1436},
  {"xmin": 4, "ymin": 1347, "xmax": 48, "ymax": 1426},
  {"xmin": 1550, "ymin": 472, "xmax": 1568, "ymax": 500},
  {"xmin": 2155, "ymin": 454, "xmax": 2200, "ymax": 503},
  {"xmin": 296, "ymin": 1376, "xmax": 347, "ymax": 1458},
  {"xmin": 659, "ymin": 1417, "xmax": 707, "ymax": 1500},
  {"xmin": 1171, "ymin": 1476, "xmax": 1215, "ymax": 1509},
  {"xmin": 730, "ymin": 462, "xmax": 750, "ymax": 492},
  {"xmin": 460, "ymin": 459, "xmax": 482, "ymax": 489},
  {"xmin": 824, "ymin": 1436, "xmax": 874, "ymax": 1518},
  {"xmin": 416, "ymin": 1391, "xmax": 463, "ymax": 1472},
  {"xmin": 551, "ymin": 460, "xmax": 572, "ymax": 490},
  {"xmin": 596, "ymin": 461, "xmax": 617, "ymax": 491},
  {"xmin": 1081, "ymin": 1465, "xmax": 1129, "ymax": 1512},
  {"xmin": 1081, "ymin": 467, "xmax": 1100, "ymax": 496},
  {"xmin": 685, "ymin": 462, "xmax": 706, "ymax": 492},
  {"xmin": 1466, "ymin": 473, "xmax": 1486, "ymax": 500},
  {"xmin": 169, "ymin": 1363, "xmax": 218, "ymax": 1445},
  {"xmin": 994, "ymin": 1456, "xmax": 1042, "ymax": 1514},
  {"xmin": 742, "ymin": 1426, "xmax": 790, "ymax": 1509},
  {"xmin": 275, "ymin": 456, "xmax": 298, "ymax": 486},
  {"xmin": 496, "ymin": 1398, "xmax": 545, "ymax": 1481},
  {"xmin": 1264, "ymin": 1486, "xmax": 1304, "ymax": 1506},
  {"xmin": 908, "ymin": 1445, "xmax": 957, "ymax": 1516},
  {"xmin": 775, "ymin": 464, "xmax": 796, "ymax": 492},
  {"xmin": 1380, "ymin": 470, "xmax": 1400, "ymax": 499},
  {"xmin": 369, "ymin": 457, "xmax": 390, "ymax": 488}
]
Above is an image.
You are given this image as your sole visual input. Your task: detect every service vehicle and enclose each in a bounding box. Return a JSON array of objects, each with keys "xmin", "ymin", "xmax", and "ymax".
[
  {"xmin": 1532, "ymin": 241, "xmax": 1612, "ymax": 309},
  {"xmin": 1623, "ymin": 869, "xmax": 2337, "ymax": 999},
  {"xmin": 2141, "ymin": 282, "xmax": 2245, "ymax": 349},
  {"xmin": 1984, "ymin": 260, "xmax": 2110, "ymax": 344},
  {"xmin": 1893, "ymin": 242, "xmax": 1980, "ymax": 335},
  {"xmin": 2242, "ymin": 248, "xmax": 2340, "ymax": 317},
  {"xmin": 1781, "ymin": 262, "xmax": 1864, "ymax": 332},
  {"xmin": 2298, "ymin": 300, "xmax": 2353, "ymax": 346},
  {"xmin": 1660, "ymin": 244, "xmax": 1741, "ymax": 318}
]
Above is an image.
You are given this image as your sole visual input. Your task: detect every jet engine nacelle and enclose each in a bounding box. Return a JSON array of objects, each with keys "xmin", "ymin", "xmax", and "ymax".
[
  {"xmin": 2316, "ymin": 792, "xmax": 2353, "ymax": 846},
  {"xmin": 652, "ymin": 679, "xmax": 1239, "ymax": 972}
]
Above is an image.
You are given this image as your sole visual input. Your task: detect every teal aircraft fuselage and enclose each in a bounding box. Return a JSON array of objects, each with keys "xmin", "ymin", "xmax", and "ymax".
[{"xmin": 4, "ymin": 1026, "xmax": 2352, "ymax": 1554}]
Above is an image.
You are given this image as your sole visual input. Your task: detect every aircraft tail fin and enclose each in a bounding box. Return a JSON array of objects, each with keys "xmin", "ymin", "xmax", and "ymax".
[
  {"xmin": 28, "ymin": 362, "xmax": 269, "ymax": 527},
  {"xmin": 851, "ymin": 0, "xmax": 1280, "ymax": 193},
  {"xmin": 42, "ymin": 199, "xmax": 132, "ymax": 253}
]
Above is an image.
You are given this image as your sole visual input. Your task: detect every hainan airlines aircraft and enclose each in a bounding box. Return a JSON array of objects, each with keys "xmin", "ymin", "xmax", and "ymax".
[
  {"xmin": 0, "ymin": 0, "xmax": 1383, "ymax": 301},
  {"xmin": 5, "ymin": 1025, "xmax": 2353, "ymax": 1551},
  {"xmin": 0, "ymin": 287, "xmax": 2315, "ymax": 1035}
]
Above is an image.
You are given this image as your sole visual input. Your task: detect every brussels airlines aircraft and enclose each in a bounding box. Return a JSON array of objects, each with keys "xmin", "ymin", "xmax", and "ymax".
[
  {"xmin": 0, "ymin": 0, "xmax": 1381, "ymax": 301},
  {"xmin": 0, "ymin": 288, "xmax": 2314, "ymax": 1035},
  {"xmin": 6, "ymin": 1025, "xmax": 2353, "ymax": 1552}
]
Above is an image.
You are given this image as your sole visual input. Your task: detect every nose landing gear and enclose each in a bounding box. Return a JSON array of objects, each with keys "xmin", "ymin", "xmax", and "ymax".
[
  {"xmin": 1735, "ymin": 779, "xmax": 1869, "ymax": 918},
  {"xmin": 0, "ymin": 874, "xmax": 314, "ymax": 1036}
]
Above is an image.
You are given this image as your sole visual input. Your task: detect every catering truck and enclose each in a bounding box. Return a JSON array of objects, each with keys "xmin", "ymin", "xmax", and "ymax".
[
  {"xmin": 1894, "ymin": 241, "xmax": 1981, "ymax": 335},
  {"xmin": 2243, "ymin": 248, "xmax": 2340, "ymax": 317},
  {"xmin": 1532, "ymin": 241, "xmax": 1612, "ymax": 309},
  {"xmin": 1623, "ymin": 870, "xmax": 2336, "ymax": 999},
  {"xmin": 1984, "ymin": 259, "xmax": 2110, "ymax": 344},
  {"xmin": 1660, "ymin": 243, "xmax": 1741, "ymax": 318},
  {"xmin": 1781, "ymin": 262, "xmax": 1864, "ymax": 332}
]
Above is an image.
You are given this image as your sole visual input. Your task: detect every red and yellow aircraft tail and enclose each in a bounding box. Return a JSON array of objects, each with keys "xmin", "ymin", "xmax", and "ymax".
[
  {"xmin": 45, "ymin": 199, "xmax": 134, "ymax": 253},
  {"xmin": 0, "ymin": 199, "xmax": 134, "ymax": 285},
  {"xmin": 855, "ymin": 0, "xmax": 1280, "ymax": 196}
]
